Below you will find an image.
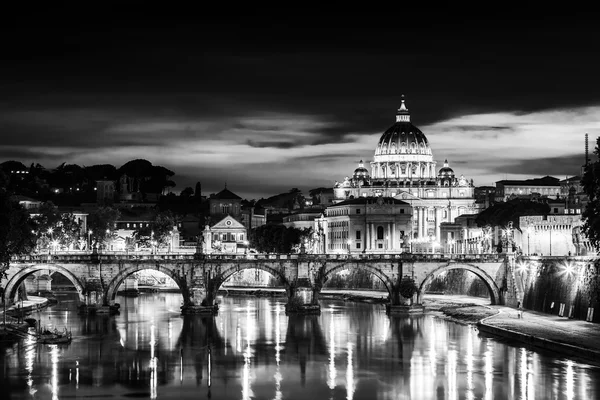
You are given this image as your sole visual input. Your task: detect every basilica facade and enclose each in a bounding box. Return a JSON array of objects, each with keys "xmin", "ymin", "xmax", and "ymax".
[{"xmin": 332, "ymin": 97, "xmax": 480, "ymax": 252}]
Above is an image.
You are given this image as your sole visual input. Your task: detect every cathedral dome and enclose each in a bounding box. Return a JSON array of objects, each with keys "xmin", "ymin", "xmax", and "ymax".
[
  {"xmin": 353, "ymin": 160, "xmax": 369, "ymax": 178},
  {"xmin": 374, "ymin": 97, "xmax": 432, "ymax": 158},
  {"xmin": 370, "ymin": 96, "xmax": 436, "ymax": 181},
  {"xmin": 438, "ymin": 160, "xmax": 455, "ymax": 177}
]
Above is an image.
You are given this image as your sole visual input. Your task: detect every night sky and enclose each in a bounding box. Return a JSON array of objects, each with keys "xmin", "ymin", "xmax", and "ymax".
[{"xmin": 1, "ymin": 9, "xmax": 599, "ymax": 199}]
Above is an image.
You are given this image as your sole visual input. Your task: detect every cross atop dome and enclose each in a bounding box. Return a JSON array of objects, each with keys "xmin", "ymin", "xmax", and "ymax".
[{"xmin": 396, "ymin": 94, "xmax": 410, "ymax": 122}]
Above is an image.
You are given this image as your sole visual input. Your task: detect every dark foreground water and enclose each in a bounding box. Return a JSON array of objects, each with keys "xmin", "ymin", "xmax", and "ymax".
[{"xmin": 2, "ymin": 293, "xmax": 600, "ymax": 400}]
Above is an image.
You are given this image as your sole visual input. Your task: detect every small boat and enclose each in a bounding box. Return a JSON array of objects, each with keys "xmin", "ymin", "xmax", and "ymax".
[{"xmin": 37, "ymin": 328, "xmax": 72, "ymax": 344}]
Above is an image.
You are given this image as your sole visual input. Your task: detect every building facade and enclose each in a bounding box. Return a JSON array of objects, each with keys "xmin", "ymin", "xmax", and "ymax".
[
  {"xmin": 333, "ymin": 97, "xmax": 480, "ymax": 252},
  {"xmin": 314, "ymin": 196, "xmax": 412, "ymax": 254},
  {"xmin": 495, "ymin": 176, "xmax": 561, "ymax": 202}
]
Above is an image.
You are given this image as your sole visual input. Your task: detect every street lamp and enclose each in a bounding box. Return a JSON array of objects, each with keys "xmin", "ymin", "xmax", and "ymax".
[
  {"xmin": 347, "ymin": 239, "xmax": 352, "ymax": 254},
  {"xmin": 88, "ymin": 229, "xmax": 93, "ymax": 251}
]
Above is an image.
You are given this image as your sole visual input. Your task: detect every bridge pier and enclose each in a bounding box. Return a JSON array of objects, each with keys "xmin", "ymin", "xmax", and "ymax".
[
  {"xmin": 285, "ymin": 280, "xmax": 321, "ymax": 315},
  {"xmin": 386, "ymin": 285, "xmax": 425, "ymax": 315},
  {"xmin": 181, "ymin": 286, "xmax": 219, "ymax": 315}
]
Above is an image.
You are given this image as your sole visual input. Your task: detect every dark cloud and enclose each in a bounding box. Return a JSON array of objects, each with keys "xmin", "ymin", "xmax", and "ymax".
[
  {"xmin": 452, "ymin": 125, "xmax": 514, "ymax": 132},
  {"xmin": 0, "ymin": 148, "xmax": 79, "ymax": 162},
  {"xmin": 246, "ymin": 140, "xmax": 298, "ymax": 149},
  {"xmin": 490, "ymin": 154, "xmax": 585, "ymax": 177},
  {"xmin": 0, "ymin": 12, "xmax": 599, "ymax": 197}
]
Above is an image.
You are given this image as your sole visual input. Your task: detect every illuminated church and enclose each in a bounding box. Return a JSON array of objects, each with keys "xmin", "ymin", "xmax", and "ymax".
[{"xmin": 332, "ymin": 96, "xmax": 480, "ymax": 252}]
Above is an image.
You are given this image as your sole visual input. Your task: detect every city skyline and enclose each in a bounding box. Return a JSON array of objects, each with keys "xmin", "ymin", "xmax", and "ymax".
[{"xmin": 1, "ymin": 10, "xmax": 599, "ymax": 200}]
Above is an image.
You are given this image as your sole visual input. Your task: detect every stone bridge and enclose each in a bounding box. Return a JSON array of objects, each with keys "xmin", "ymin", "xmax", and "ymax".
[{"xmin": 2, "ymin": 252, "xmax": 513, "ymax": 315}]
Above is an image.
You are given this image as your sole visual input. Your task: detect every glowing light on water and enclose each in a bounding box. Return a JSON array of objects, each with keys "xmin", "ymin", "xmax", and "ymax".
[
  {"xmin": 274, "ymin": 303, "xmax": 282, "ymax": 400},
  {"xmin": 484, "ymin": 340, "xmax": 494, "ymax": 400},
  {"xmin": 25, "ymin": 333, "xmax": 37, "ymax": 396},
  {"xmin": 149, "ymin": 323, "xmax": 157, "ymax": 399},
  {"xmin": 519, "ymin": 348, "xmax": 536, "ymax": 400},
  {"xmin": 346, "ymin": 342, "xmax": 354, "ymax": 400},
  {"xmin": 566, "ymin": 360, "xmax": 574, "ymax": 400},
  {"xmin": 51, "ymin": 345, "xmax": 59, "ymax": 400},
  {"xmin": 448, "ymin": 348, "xmax": 457, "ymax": 400},
  {"xmin": 429, "ymin": 318, "xmax": 437, "ymax": 377},
  {"xmin": 241, "ymin": 300, "xmax": 254, "ymax": 400},
  {"xmin": 328, "ymin": 310, "xmax": 336, "ymax": 390},
  {"xmin": 466, "ymin": 328, "xmax": 474, "ymax": 400}
]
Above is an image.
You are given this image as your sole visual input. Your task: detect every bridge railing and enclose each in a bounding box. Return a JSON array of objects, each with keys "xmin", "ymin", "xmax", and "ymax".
[{"xmin": 11, "ymin": 251, "xmax": 510, "ymax": 263}]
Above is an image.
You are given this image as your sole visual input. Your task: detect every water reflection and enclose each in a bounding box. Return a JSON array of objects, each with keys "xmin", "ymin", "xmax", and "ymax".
[{"xmin": 1, "ymin": 293, "xmax": 599, "ymax": 399}]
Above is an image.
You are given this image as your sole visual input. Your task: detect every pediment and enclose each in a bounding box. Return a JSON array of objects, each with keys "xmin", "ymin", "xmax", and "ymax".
[
  {"xmin": 211, "ymin": 215, "xmax": 246, "ymax": 230},
  {"xmin": 395, "ymin": 191, "xmax": 421, "ymax": 201}
]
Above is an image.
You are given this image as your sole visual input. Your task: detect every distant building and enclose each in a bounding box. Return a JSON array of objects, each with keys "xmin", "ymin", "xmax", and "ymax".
[
  {"xmin": 203, "ymin": 215, "xmax": 247, "ymax": 254},
  {"xmin": 12, "ymin": 194, "xmax": 42, "ymax": 210},
  {"xmin": 241, "ymin": 206, "xmax": 266, "ymax": 233},
  {"xmin": 518, "ymin": 214, "xmax": 592, "ymax": 256},
  {"xmin": 474, "ymin": 186, "xmax": 496, "ymax": 208},
  {"xmin": 282, "ymin": 209, "xmax": 323, "ymax": 230},
  {"xmin": 96, "ymin": 180, "xmax": 116, "ymax": 205},
  {"xmin": 209, "ymin": 187, "xmax": 242, "ymax": 221},
  {"xmin": 495, "ymin": 176, "xmax": 561, "ymax": 202},
  {"xmin": 439, "ymin": 214, "xmax": 484, "ymax": 254}
]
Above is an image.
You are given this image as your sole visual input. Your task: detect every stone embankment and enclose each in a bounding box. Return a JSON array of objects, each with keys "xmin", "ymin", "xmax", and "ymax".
[
  {"xmin": 425, "ymin": 296, "xmax": 600, "ymax": 365},
  {"xmin": 476, "ymin": 308, "xmax": 600, "ymax": 365}
]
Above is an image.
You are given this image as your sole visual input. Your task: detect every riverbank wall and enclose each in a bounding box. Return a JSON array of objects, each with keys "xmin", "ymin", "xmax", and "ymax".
[
  {"xmin": 517, "ymin": 257, "xmax": 599, "ymax": 323},
  {"xmin": 477, "ymin": 313, "xmax": 600, "ymax": 365}
]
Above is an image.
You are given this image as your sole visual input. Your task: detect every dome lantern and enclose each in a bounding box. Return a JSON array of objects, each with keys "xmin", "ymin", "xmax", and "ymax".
[{"xmin": 396, "ymin": 95, "xmax": 410, "ymax": 123}]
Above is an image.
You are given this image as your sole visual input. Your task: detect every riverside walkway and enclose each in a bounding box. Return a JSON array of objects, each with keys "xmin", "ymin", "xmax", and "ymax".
[{"xmin": 478, "ymin": 306, "xmax": 600, "ymax": 364}]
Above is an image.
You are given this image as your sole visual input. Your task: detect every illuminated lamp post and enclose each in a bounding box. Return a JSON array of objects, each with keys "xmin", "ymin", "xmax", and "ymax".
[
  {"xmin": 51, "ymin": 239, "xmax": 59, "ymax": 254},
  {"xmin": 88, "ymin": 229, "xmax": 93, "ymax": 251},
  {"xmin": 47, "ymin": 227, "xmax": 53, "ymax": 254},
  {"xmin": 151, "ymin": 231, "xmax": 155, "ymax": 254}
]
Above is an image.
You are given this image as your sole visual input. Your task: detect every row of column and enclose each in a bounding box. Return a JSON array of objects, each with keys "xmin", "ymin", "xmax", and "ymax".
[
  {"xmin": 363, "ymin": 222, "xmax": 397, "ymax": 251},
  {"xmin": 414, "ymin": 206, "xmax": 451, "ymax": 241},
  {"xmin": 372, "ymin": 162, "xmax": 436, "ymax": 180}
]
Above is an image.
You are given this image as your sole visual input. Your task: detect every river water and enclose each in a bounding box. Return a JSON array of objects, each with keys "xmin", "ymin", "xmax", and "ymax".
[{"xmin": 1, "ymin": 292, "xmax": 599, "ymax": 400}]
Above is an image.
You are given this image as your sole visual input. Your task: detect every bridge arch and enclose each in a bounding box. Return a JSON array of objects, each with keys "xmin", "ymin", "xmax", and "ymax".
[
  {"xmin": 418, "ymin": 263, "xmax": 501, "ymax": 305},
  {"xmin": 104, "ymin": 263, "xmax": 188, "ymax": 306},
  {"xmin": 323, "ymin": 263, "xmax": 394, "ymax": 298},
  {"xmin": 2, "ymin": 264, "xmax": 86, "ymax": 305},
  {"xmin": 215, "ymin": 263, "xmax": 291, "ymax": 292}
]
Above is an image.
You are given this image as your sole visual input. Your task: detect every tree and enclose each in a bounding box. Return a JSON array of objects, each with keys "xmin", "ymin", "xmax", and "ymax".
[
  {"xmin": 87, "ymin": 207, "xmax": 121, "ymax": 249},
  {"xmin": 0, "ymin": 190, "xmax": 36, "ymax": 278},
  {"xmin": 475, "ymin": 198, "xmax": 550, "ymax": 229},
  {"xmin": 250, "ymin": 225, "xmax": 307, "ymax": 253},
  {"xmin": 31, "ymin": 202, "xmax": 82, "ymax": 250},
  {"xmin": 133, "ymin": 211, "xmax": 176, "ymax": 249},
  {"xmin": 582, "ymin": 136, "xmax": 600, "ymax": 251},
  {"xmin": 180, "ymin": 187, "xmax": 194, "ymax": 198}
]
